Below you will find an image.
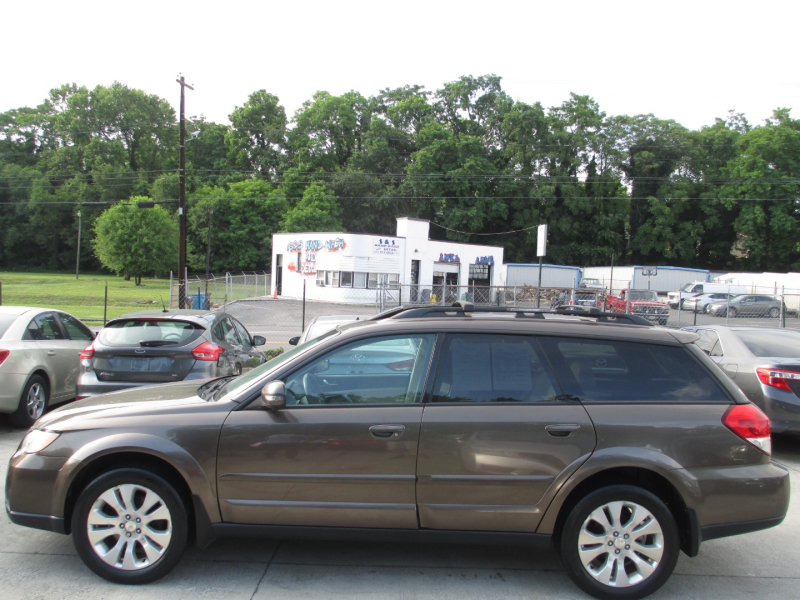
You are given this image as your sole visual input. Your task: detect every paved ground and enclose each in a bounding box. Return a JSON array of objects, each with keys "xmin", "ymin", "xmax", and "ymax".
[{"xmin": 0, "ymin": 414, "xmax": 798, "ymax": 600}]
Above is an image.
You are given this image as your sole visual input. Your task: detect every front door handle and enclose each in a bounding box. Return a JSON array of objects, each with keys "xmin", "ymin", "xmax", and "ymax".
[
  {"xmin": 545, "ymin": 424, "xmax": 581, "ymax": 437},
  {"xmin": 369, "ymin": 424, "xmax": 405, "ymax": 438}
]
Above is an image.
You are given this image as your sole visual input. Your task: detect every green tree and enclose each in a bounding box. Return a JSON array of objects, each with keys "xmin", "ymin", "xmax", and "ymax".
[
  {"xmin": 226, "ymin": 91, "xmax": 287, "ymax": 177},
  {"xmin": 281, "ymin": 183, "xmax": 342, "ymax": 232},
  {"xmin": 93, "ymin": 199, "xmax": 178, "ymax": 284}
]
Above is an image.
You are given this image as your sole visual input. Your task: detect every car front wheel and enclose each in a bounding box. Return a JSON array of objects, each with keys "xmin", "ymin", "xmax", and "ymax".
[
  {"xmin": 769, "ymin": 308, "xmax": 780, "ymax": 318},
  {"xmin": 71, "ymin": 468, "xmax": 188, "ymax": 584},
  {"xmin": 560, "ymin": 485, "xmax": 679, "ymax": 600}
]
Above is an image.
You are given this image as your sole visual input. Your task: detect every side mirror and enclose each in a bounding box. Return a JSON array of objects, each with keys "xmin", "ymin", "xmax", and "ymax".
[
  {"xmin": 260, "ymin": 380, "xmax": 286, "ymax": 410},
  {"xmin": 252, "ymin": 335, "xmax": 266, "ymax": 346},
  {"xmin": 289, "ymin": 336, "xmax": 300, "ymax": 346}
]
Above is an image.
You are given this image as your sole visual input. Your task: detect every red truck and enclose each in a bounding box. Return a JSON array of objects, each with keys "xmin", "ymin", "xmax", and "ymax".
[{"xmin": 606, "ymin": 289, "xmax": 670, "ymax": 325}]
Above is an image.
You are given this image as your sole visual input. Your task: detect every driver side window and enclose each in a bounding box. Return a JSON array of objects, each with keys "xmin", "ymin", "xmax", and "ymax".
[{"xmin": 283, "ymin": 334, "xmax": 435, "ymax": 406}]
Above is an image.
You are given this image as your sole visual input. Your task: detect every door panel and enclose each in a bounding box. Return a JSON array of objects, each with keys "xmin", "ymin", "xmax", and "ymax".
[
  {"xmin": 217, "ymin": 405, "xmax": 422, "ymax": 528},
  {"xmin": 416, "ymin": 404, "xmax": 595, "ymax": 532}
]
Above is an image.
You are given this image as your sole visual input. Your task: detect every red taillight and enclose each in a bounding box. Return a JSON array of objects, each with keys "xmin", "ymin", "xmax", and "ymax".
[
  {"xmin": 79, "ymin": 343, "xmax": 94, "ymax": 360},
  {"xmin": 723, "ymin": 404, "xmax": 771, "ymax": 455},
  {"xmin": 756, "ymin": 367, "xmax": 800, "ymax": 392},
  {"xmin": 0, "ymin": 349, "xmax": 9, "ymax": 365},
  {"xmin": 387, "ymin": 358, "xmax": 414, "ymax": 372},
  {"xmin": 192, "ymin": 341, "xmax": 224, "ymax": 361}
]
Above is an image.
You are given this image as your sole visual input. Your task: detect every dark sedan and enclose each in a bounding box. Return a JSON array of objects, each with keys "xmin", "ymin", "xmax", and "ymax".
[
  {"xmin": 77, "ymin": 309, "xmax": 266, "ymax": 399},
  {"xmin": 683, "ymin": 325, "xmax": 800, "ymax": 433},
  {"xmin": 706, "ymin": 294, "xmax": 784, "ymax": 318}
]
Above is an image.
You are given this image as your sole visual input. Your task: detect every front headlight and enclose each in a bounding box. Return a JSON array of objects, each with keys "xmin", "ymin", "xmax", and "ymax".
[{"xmin": 18, "ymin": 430, "xmax": 60, "ymax": 454}]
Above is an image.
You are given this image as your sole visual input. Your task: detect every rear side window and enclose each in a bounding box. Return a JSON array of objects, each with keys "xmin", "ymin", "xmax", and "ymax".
[
  {"xmin": 538, "ymin": 337, "xmax": 729, "ymax": 403},
  {"xmin": 98, "ymin": 319, "xmax": 204, "ymax": 347},
  {"xmin": 57, "ymin": 313, "xmax": 93, "ymax": 341},
  {"xmin": 432, "ymin": 333, "xmax": 559, "ymax": 403}
]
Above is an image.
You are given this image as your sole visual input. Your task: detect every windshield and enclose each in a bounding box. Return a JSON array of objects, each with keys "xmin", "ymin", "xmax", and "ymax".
[
  {"xmin": 680, "ymin": 284, "xmax": 695, "ymax": 292},
  {"xmin": 0, "ymin": 314, "xmax": 18, "ymax": 338},
  {"xmin": 629, "ymin": 291, "xmax": 659, "ymax": 301},
  {"xmin": 736, "ymin": 330, "xmax": 800, "ymax": 358},
  {"xmin": 215, "ymin": 329, "xmax": 338, "ymax": 401}
]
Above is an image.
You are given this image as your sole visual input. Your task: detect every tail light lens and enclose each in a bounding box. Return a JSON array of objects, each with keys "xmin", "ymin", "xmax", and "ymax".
[
  {"xmin": 756, "ymin": 367, "xmax": 800, "ymax": 392},
  {"xmin": 192, "ymin": 341, "xmax": 224, "ymax": 361},
  {"xmin": 0, "ymin": 349, "xmax": 9, "ymax": 365},
  {"xmin": 723, "ymin": 404, "xmax": 771, "ymax": 455},
  {"xmin": 79, "ymin": 344, "xmax": 94, "ymax": 360}
]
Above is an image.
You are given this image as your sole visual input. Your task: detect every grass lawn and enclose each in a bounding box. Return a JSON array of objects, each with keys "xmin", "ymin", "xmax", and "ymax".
[{"xmin": 0, "ymin": 271, "xmax": 173, "ymax": 323}]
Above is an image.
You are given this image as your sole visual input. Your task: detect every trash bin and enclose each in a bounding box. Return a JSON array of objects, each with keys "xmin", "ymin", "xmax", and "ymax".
[{"xmin": 192, "ymin": 292, "xmax": 209, "ymax": 310}]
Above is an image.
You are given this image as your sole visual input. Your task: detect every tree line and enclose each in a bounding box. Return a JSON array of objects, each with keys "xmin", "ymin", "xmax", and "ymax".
[{"xmin": 1, "ymin": 75, "xmax": 799, "ymax": 279}]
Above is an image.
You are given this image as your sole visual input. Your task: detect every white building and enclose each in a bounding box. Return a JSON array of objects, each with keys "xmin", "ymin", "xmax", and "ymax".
[{"xmin": 271, "ymin": 218, "xmax": 504, "ymax": 304}]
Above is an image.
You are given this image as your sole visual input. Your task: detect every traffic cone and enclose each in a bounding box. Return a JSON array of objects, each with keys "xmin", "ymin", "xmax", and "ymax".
[{"xmin": 272, "ymin": 286, "xmax": 277, "ymax": 299}]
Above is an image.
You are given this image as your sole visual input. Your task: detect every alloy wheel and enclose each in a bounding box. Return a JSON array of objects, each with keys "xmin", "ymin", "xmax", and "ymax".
[
  {"xmin": 26, "ymin": 383, "xmax": 46, "ymax": 420},
  {"xmin": 576, "ymin": 500, "xmax": 665, "ymax": 588},
  {"xmin": 86, "ymin": 484, "xmax": 173, "ymax": 571}
]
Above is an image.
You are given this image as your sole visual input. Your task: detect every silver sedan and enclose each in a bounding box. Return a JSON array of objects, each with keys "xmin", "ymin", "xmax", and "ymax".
[
  {"xmin": 682, "ymin": 325, "xmax": 800, "ymax": 433},
  {"xmin": 0, "ymin": 306, "xmax": 95, "ymax": 428}
]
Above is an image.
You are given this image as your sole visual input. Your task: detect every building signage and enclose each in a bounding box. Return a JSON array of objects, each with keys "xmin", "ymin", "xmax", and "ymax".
[
  {"xmin": 326, "ymin": 238, "xmax": 346, "ymax": 251},
  {"xmin": 475, "ymin": 256, "xmax": 494, "ymax": 265},
  {"xmin": 438, "ymin": 253, "xmax": 461, "ymax": 263},
  {"xmin": 287, "ymin": 240, "xmax": 303, "ymax": 252},
  {"xmin": 374, "ymin": 238, "xmax": 400, "ymax": 255}
]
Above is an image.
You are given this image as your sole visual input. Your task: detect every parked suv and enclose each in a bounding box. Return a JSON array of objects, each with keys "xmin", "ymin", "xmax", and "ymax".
[
  {"xmin": 76, "ymin": 309, "xmax": 267, "ymax": 399},
  {"xmin": 6, "ymin": 304, "xmax": 789, "ymax": 600}
]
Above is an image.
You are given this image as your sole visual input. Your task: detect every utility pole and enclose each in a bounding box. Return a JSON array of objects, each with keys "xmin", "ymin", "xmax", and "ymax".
[
  {"xmin": 75, "ymin": 210, "xmax": 82, "ymax": 279},
  {"xmin": 176, "ymin": 74, "xmax": 194, "ymax": 308}
]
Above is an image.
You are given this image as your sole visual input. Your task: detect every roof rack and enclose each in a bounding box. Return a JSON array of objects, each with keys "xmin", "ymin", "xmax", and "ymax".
[{"xmin": 371, "ymin": 302, "xmax": 655, "ymax": 326}]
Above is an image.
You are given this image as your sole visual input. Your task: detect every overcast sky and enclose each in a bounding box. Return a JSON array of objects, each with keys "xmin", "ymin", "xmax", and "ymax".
[{"xmin": 3, "ymin": 0, "xmax": 797, "ymax": 131}]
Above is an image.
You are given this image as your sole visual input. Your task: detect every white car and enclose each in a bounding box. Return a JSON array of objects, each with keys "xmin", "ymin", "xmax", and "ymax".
[
  {"xmin": 0, "ymin": 306, "xmax": 94, "ymax": 427},
  {"xmin": 681, "ymin": 292, "xmax": 735, "ymax": 312},
  {"xmin": 289, "ymin": 315, "xmax": 363, "ymax": 346}
]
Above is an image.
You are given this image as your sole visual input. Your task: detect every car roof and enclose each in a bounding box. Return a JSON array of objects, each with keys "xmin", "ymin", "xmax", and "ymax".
[
  {"xmin": 310, "ymin": 315, "xmax": 363, "ymax": 324},
  {"xmin": 109, "ymin": 309, "xmax": 219, "ymax": 324},
  {"xmin": 0, "ymin": 306, "xmax": 46, "ymax": 316},
  {"xmin": 340, "ymin": 313, "xmax": 696, "ymax": 345}
]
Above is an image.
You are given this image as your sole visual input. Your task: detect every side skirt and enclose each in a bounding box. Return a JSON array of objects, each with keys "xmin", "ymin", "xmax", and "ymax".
[{"xmin": 210, "ymin": 523, "xmax": 553, "ymax": 548}]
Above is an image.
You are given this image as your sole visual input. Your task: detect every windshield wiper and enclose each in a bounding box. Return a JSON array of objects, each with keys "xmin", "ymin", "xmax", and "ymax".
[{"xmin": 198, "ymin": 375, "xmax": 237, "ymax": 401}]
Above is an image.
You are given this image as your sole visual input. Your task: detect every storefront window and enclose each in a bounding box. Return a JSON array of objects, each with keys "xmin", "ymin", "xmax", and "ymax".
[
  {"xmin": 354, "ymin": 272, "xmax": 367, "ymax": 288},
  {"xmin": 316, "ymin": 270, "xmax": 326, "ymax": 286},
  {"xmin": 368, "ymin": 273, "xmax": 379, "ymax": 289},
  {"xmin": 340, "ymin": 271, "xmax": 353, "ymax": 287},
  {"xmin": 332, "ymin": 271, "xmax": 340, "ymax": 287},
  {"xmin": 388, "ymin": 273, "xmax": 400, "ymax": 289}
]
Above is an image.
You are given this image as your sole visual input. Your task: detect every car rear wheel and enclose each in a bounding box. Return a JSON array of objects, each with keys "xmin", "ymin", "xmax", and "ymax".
[
  {"xmin": 769, "ymin": 308, "xmax": 780, "ymax": 318},
  {"xmin": 71, "ymin": 468, "xmax": 188, "ymax": 584},
  {"xmin": 11, "ymin": 375, "xmax": 49, "ymax": 428},
  {"xmin": 560, "ymin": 485, "xmax": 679, "ymax": 600},
  {"xmin": 728, "ymin": 307, "xmax": 737, "ymax": 318}
]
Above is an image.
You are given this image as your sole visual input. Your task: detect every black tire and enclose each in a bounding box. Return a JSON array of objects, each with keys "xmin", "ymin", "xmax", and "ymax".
[
  {"xmin": 769, "ymin": 307, "xmax": 780, "ymax": 318},
  {"xmin": 11, "ymin": 374, "xmax": 49, "ymax": 428},
  {"xmin": 559, "ymin": 485, "xmax": 680, "ymax": 600},
  {"xmin": 71, "ymin": 468, "xmax": 188, "ymax": 584},
  {"xmin": 728, "ymin": 307, "xmax": 737, "ymax": 318}
]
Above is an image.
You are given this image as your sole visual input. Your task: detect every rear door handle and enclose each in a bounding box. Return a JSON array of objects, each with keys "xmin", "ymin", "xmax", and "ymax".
[
  {"xmin": 369, "ymin": 424, "xmax": 405, "ymax": 438},
  {"xmin": 47, "ymin": 350, "xmax": 57, "ymax": 356},
  {"xmin": 545, "ymin": 424, "xmax": 581, "ymax": 437}
]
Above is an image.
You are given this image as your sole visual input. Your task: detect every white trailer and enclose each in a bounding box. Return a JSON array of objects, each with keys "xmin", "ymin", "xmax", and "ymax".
[{"xmin": 581, "ymin": 265, "xmax": 709, "ymax": 294}]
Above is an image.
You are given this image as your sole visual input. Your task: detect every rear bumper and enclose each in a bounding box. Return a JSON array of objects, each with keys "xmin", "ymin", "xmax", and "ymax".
[
  {"xmin": 761, "ymin": 390, "xmax": 800, "ymax": 433},
  {"xmin": 702, "ymin": 515, "xmax": 786, "ymax": 542}
]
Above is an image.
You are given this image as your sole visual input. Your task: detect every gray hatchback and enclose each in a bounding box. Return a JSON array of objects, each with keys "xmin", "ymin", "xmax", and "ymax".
[
  {"xmin": 6, "ymin": 304, "xmax": 790, "ymax": 600},
  {"xmin": 76, "ymin": 309, "xmax": 267, "ymax": 399}
]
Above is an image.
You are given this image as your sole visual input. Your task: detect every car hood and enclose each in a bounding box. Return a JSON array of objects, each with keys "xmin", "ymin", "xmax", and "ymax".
[{"xmin": 36, "ymin": 379, "xmax": 215, "ymax": 431}]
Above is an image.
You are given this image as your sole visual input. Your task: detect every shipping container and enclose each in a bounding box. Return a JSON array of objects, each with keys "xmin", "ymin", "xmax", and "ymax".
[{"xmin": 506, "ymin": 264, "xmax": 581, "ymax": 288}]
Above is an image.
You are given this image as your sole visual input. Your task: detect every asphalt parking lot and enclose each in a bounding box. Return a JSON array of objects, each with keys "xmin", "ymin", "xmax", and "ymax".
[{"xmin": 1, "ymin": 416, "xmax": 798, "ymax": 600}]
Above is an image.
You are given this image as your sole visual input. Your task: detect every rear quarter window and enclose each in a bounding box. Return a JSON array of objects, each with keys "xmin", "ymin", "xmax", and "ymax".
[
  {"xmin": 538, "ymin": 337, "xmax": 729, "ymax": 403},
  {"xmin": 98, "ymin": 319, "xmax": 204, "ymax": 347}
]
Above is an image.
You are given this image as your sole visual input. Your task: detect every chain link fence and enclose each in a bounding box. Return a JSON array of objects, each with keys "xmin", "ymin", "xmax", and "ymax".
[{"xmin": 169, "ymin": 271, "xmax": 269, "ymax": 309}]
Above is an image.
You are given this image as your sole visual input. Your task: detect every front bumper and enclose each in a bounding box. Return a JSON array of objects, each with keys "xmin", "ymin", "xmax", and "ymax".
[{"xmin": 5, "ymin": 450, "xmax": 70, "ymax": 531}]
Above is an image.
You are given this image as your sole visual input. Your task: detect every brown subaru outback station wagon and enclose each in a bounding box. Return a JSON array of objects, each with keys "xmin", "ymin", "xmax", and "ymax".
[{"xmin": 5, "ymin": 304, "xmax": 790, "ymax": 600}]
